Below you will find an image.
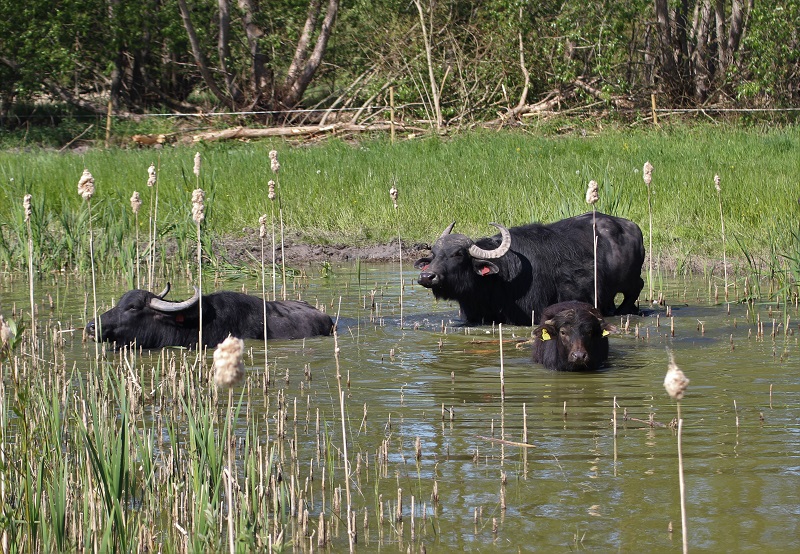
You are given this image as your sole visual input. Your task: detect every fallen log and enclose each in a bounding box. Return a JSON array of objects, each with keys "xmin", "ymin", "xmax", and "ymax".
[{"xmin": 191, "ymin": 122, "xmax": 426, "ymax": 142}]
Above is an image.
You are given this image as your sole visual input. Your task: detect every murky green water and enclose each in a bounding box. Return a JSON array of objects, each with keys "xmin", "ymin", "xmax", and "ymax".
[{"xmin": 1, "ymin": 264, "xmax": 798, "ymax": 551}]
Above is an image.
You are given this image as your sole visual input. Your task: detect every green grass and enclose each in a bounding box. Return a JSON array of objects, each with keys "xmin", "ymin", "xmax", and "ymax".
[{"xmin": 0, "ymin": 122, "xmax": 798, "ymax": 278}]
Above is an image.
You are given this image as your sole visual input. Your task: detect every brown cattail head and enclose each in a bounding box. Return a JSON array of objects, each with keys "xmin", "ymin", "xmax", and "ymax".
[
  {"xmin": 130, "ymin": 191, "xmax": 142, "ymax": 214},
  {"xmin": 23, "ymin": 194, "xmax": 32, "ymax": 222},
  {"xmin": 191, "ymin": 188, "xmax": 205, "ymax": 224},
  {"xmin": 147, "ymin": 163, "xmax": 157, "ymax": 187},
  {"xmin": 714, "ymin": 174, "xmax": 721, "ymax": 193},
  {"xmin": 193, "ymin": 152, "xmax": 201, "ymax": 178},
  {"xmin": 389, "ymin": 185, "xmax": 399, "ymax": 209},
  {"xmin": 268, "ymin": 180, "xmax": 276, "ymax": 201},
  {"xmin": 0, "ymin": 314, "xmax": 14, "ymax": 347},
  {"xmin": 586, "ymin": 180, "xmax": 599, "ymax": 205},
  {"xmin": 269, "ymin": 150, "xmax": 280, "ymax": 174},
  {"xmin": 213, "ymin": 335, "xmax": 245, "ymax": 389},
  {"xmin": 77, "ymin": 169, "xmax": 95, "ymax": 201},
  {"xmin": 259, "ymin": 214, "xmax": 268, "ymax": 238},
  {"xmin": 664, "ymin": 350, "xmax": 689, "ymax": 401},
  {"xmin": 643, "ymin": 161, "xmax": 653, "ymax": 187}
]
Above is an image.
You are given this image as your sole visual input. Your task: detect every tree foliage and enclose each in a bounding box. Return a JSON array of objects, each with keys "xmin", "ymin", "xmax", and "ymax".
[{"xmin": 0, "ymin": 0, "xmax": 796, "ymax": 125}]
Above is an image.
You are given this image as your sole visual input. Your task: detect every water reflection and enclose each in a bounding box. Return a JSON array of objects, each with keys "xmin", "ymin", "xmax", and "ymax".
[{"xmin": 0, "ymin": 263, "xmax": 798, "ymax": 552}]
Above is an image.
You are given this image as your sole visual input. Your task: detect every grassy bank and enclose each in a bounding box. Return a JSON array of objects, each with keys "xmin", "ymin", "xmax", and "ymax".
[{"xmin": 0, "ymin": 123, "xmax": 798, "ymax": 284}]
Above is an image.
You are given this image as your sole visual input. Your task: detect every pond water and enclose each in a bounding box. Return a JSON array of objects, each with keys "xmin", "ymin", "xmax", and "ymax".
[{"xmin": 1, "ymin": 263, "xmax": 798, "ymax": 551}]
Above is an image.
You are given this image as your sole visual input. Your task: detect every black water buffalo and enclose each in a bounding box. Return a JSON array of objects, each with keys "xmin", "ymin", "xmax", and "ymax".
[
  {"xmin": 414, "ymin": 212, "xmax": 644, "ymax": 325},
  {"xmin": 532, "ymin": 301, "xmax": 617, "ymax": 371},
  {"xmin": 86, "ymin": 284, "xmax": 333, "ymax": 349}
]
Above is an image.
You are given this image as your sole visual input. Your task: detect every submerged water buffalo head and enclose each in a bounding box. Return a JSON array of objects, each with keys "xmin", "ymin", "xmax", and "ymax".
[
  {"xmin": 414, "ymin": 222, "xmax": 512, "ymax": 293},
  {"xmin": 86, "ymin": 283, "xmax": 201, "ymax": 348},
  {"xmin": 532, "ymin": 301, "xmax": 617, "ymax": 371}
]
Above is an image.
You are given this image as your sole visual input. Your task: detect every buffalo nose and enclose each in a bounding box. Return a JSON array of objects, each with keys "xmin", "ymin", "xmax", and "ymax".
[
  {"xmin": 569, "ymin": 350, "xmax": 588, "ymax": 364},
  {"xmin": 85, "ymin": 320, "xmax": 95, "ymax": 339},
  {"xmin": 418, "ymin": 272, "xmax": 439, "ymax": 287}
]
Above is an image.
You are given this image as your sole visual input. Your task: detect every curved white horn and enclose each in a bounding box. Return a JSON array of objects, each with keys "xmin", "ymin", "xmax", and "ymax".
[
  {"xmin": 149, "ymin": 286, "xmax": 200, "ymax": 312},
  {"xmin": 468, "ymin": 223, "xmax": 512, "ymax": 259},
  {"xmin": 156, "ymin": 282, "xmax": 171, "ymax": 299}
]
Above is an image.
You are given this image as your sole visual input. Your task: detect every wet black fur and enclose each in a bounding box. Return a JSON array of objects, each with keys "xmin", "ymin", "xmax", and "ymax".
[
  {"xmin": 414, "ymin": 212, "xmax": 644, "ymax": 325},
  {"xmin": 87, "ymin": 289, "xmax": 333, "ymax": 349},
  {"xmin": 532, "ymin": 301, "xmax": 616, "ymax": 371}
]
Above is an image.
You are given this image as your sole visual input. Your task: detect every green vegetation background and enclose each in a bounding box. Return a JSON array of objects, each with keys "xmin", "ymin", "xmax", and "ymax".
[{"xmin": 1, "ymin": 123, "xmax": 798, "ymax": 277}]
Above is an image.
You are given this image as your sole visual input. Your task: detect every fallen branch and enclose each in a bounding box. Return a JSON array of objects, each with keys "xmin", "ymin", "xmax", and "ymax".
[{"xmin": 192, "ymin": 122, "xmax": 426, "ymax": 142}]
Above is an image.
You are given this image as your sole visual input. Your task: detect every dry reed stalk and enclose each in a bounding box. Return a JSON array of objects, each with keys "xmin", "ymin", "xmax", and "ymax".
[
  {"xmin": 332, "ymin": 329, "xmax": 354, "ymax": 552},
  {"xmin": 145, "ymin": 162, "xmax": 158, "ymax": 289},
  {"xmin": 191, "ymin": 187, "xmax": 205, "ymax": 351},
  {"xmin": 664, "ymin": 349, "xmax": 690, "ymax": 554},
  {"xmin": 269, "ymin": 150, "xmax": 287, "ymax": 300},
  {"xmin": 23, "ymin": 194, "xmax": 36, "ymax": 359},
  {"xmin": 268, "ymin": 180, "xmax": 277, "ymax": 300},
  {"xmin": 78, "ymin": 169, "xmax": 99, "ymax": 361},
  {"xmin": 643, "ymin": 162, "xmax": 654, "ymax": 300},
  {"xmin": 259, "ymin": 214, "xmax": 269, "ymax": 370},
  {"xmin": 389, "ymin": 184, "xmax": 403, "ymax": 327},
  {"xmin": 130, "ymin": 191, "xmax": 142, "ymax": 288},
  {"xmin": 586, "ymin": 180, "xmax": 600, "ymax": 309},
  {"xmin": 714, "ymin": 174, "xmax": 729, "ymax": 299}
]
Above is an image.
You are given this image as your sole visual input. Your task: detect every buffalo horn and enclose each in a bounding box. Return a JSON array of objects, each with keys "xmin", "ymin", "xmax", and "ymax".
[
  {"xmin": 149, "ymin": 286, "xmax": 200, "ymax": 312},
  {"xmin": 432, "ymin": 221, "xmax": 457, "ymax": 249},
  {"xmin": 468, "ymin": 223, "xmax": 512, "ymax": 259},
  {"xmin": 156, "ymin": 282, "xmax": 171, "ymax": 299}
]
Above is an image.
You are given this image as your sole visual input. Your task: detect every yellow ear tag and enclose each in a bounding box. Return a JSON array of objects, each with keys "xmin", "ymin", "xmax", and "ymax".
[
  {"xmin": 541, "ymin": 329, "xmax": 551, "ymax": 341},
  {"xmin": 602, "ymin": 330, "xmax": 610, "ymax": 337}
]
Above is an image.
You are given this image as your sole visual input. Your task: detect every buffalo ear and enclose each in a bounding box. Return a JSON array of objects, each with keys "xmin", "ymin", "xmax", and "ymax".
[
  {"xmin": 601, "ymin": 322, "xmax": 618, "ymax": 336},
  {"xmin": 471, "ymin": 259, "xmax": 499, "ymax": 277},
  {"xmin": 414, "ymin": 257, "xmax": 432, "ymax": 270},
  {"xmin": 534, "ymin": 323, "xmax": 555, "ymax": 341}
]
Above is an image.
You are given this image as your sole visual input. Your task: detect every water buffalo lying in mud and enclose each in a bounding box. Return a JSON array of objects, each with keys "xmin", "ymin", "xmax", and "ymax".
[
  {"xmin": 532, "ymin": 301, "xmax": 617, "ymax": 371},
  {"xmin": 86, "ymin": 284, "xmax": 333, "ymax": 349},
  {"xmin": 414, "ymin": 212, "xmax": 644, "ymax": 325}
]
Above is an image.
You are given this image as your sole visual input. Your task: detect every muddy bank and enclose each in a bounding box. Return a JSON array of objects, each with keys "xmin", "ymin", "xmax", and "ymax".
[{"xmin": 207, "ymin": 231, "xmax": 430, "ymax": 266}]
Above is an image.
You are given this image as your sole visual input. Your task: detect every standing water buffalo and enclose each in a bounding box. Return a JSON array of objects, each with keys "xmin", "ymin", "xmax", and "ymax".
[
  {"xmin": 532, "ymin": 301, "xmax": 617, "ymax": 371},
  {"xmin": 86, "ymin": 284, "xmax": 333, "ymax": 349},
  {"xmin": 414, "ymin": 212, "xmax": 644, "ymax": 325}
]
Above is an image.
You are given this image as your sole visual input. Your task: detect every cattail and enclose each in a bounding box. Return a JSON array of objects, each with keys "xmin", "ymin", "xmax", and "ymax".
[
  {"xmin": 664, "ymin": 351, "xmax": 689, "ymax": 400},
  {"xmin": 130, "ymin": 191, "xmax": 142, "ymax": 214},
  {"xmin": 0, "ymin": 315, "xmax": 14, "ymax": 348},
  {"xmin": 585, "ymin": 180, "xmax": 599, "ymax": 205},
  {"xmin": 77, "ymin": 169, "xmax": 95, "ymax": 201},
  {"xmin": 268, "ymin": 180, "xmax": 276, "ymax": 200},
  {"xmin": 147, "ymin": 163, "xmax": 157, "ymax": 187},
  {"xmin": 644, "ymin": 161, "xmax": 655, "ymax": 301},
  {"xmin": 389, "ymin": 186, "xmax": 399, "ymax": 209},
  {"xmin": 643, "ymin": 161, "xmax": 653, "ymax": 187},
  {"xmin": 259, "ymin": 214, "xmax": 268, "ymax": 238},
  {"xmin": 191, "ymin": 188, "xmax": 205, "ymax": 224},
  {"xmin": 214, "ymin": 335, "xmax": 245, "ymax": 389},
  {"xmin": 586, "ymin": 180, "xmax": 599, "ymax": 308},
  {"xmin": 664, "ymin": 349, "xmax": 689, "ymax": 554},
  {"xmin": 193, "ymin": 152, "xmax": 202, "ymax": 178},
  {"xmin": 23, "ymin": 194, "xmax": 32, "ymax": 222},
  {"xmin": 269, "ymin": 150, "xmax": 280, "ymax": 174},
  {"xmin": 714, "ymin": 173, "xmax": 728, "ymax": 297}
]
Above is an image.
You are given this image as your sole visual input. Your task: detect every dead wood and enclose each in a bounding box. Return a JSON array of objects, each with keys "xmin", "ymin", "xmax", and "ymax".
[{"xmin": 190, "ymin": 122, "xmax": 426, "ymax": 142}]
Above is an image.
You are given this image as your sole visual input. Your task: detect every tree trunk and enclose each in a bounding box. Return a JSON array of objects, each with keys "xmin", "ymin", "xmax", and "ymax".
[
  {"xmin": 238, "ymin": 0, "xmax": 271, "ymax": 103},
  {"xmin": 218, "ymin": 0, "xmax": 243, "ymax": 104},
  {"xmin": 176, "ymin": 0, "xmax": 234, "ymax": 109},
  {"xmin": 280, "ymin": 0, "xmax": 340, "ymax": 109},
  {"xmin": 413, "ymin": 0, "xmax": 442, "ymax": 132}
]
